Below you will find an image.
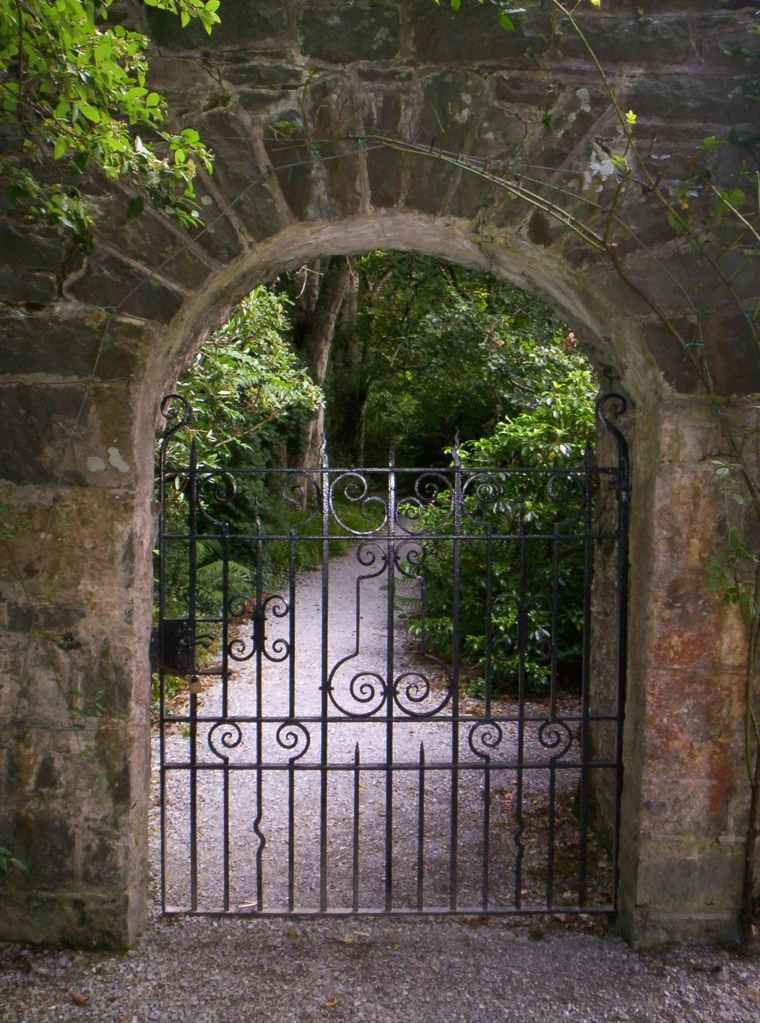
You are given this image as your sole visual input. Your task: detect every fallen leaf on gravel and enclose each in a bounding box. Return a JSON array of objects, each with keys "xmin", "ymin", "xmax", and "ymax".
[
  {"xmin": 325, "ymin": 998, "xmax": 338, "ymax": 1009},
  {"xmin": 462, "ymin": 916, "xmax": 492, "ymax": 928},
  {"xmin": 339, "ymin": 935, "xmax": 354, "ymax": 944},
  {"xmin": 70, "ymin": 992, "xmax": 90, "ymax": 1007},
  {"xmin": 528, "ymin": 927, "xmax": 545, "ymax": 941}
]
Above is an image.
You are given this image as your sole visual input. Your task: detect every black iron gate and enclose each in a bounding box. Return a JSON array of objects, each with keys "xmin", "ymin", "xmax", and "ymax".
[{"xmin": 155, "ymin": 393, "xmax": 629, "ymax": 918}]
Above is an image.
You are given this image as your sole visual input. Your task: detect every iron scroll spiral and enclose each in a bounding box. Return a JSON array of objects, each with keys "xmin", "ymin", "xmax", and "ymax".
[
  {"xmin": 329, "ymin": 471, "xmax": 388, "ymax": 534},
  {"xmin": 159, "ymin": 393, "xmax": 192, "ymax": 439},
  {"xmin": 262, "ymin": 594, "xmax": 290, "ymax": 663},
  {"xmin": 468, "ymin": 719, "xmax": 504, "ymax": 759},
  {"xmin": 392, "ymin": 671, "xmax": 452, "ymax": 717},
  {"xmin": 327, "ymin": 671, "xmax": 387, "ymax": 718},
  {"xmin": 596, "ymin": 392, "xmax": 630, "ymax": 495},
  {"xmin": 537, "ymin": 719, "xmax": 574, "ymax": 761},
  {"xmin": 207, "ymin": 719, "xmax": 244, "ymax": 759},
  {"xmin": 276, "ymin": 720, "xmax": 311, "ymax": 762},
  {"xmin": 596, "ymin": 392, "xmax": 627, "ymax": 430}
]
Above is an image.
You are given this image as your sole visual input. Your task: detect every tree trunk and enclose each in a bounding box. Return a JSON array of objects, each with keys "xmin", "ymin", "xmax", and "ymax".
[{"xmin": 292, "ymin": 256, "xmax": 351, "ymax": 478}]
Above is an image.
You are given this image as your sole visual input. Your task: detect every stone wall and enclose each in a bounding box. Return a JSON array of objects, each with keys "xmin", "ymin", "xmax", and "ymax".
[{"xmin": 1, "ymin": 0, "xmax": 759, "ymax": 947}]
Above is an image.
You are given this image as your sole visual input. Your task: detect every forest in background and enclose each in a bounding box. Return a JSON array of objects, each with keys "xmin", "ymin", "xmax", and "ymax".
[{"xmin": 158, "ymin": 252, "xmax": 597, "ymax": 699}]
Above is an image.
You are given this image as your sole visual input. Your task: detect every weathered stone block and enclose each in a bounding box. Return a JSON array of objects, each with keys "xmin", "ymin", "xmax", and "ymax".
[
  {"xmin": 406, "ymin": 72, "xmax": 487, "ymax": 216},
  {"xmin": 0, "ymin": 383, "xmax": 137, "ymax": 486},
  {"xmin": 146, "ymin": 1, "xmax": 291, "ymax": 50},
  {"xmin": 68, "ymin": 250, "xmax": 185, "ymax": 324},
  {"xmin": 195, "ymin": 109, "xmax": 287, "ymax": 239},
  {"xmin": 0, "ymin": 306, "xmax": 148, "ymax": 381},
  {"xmin": 554, "ymin": 11, "xmax": 693, "ymax": 66},
  {"xmin": 409, "ymin": 0, "xmax": 550, "ymax": 65},
  {"xmin": 0, "ymin": 267, "xmax": 57, "ymax": 306},
  {"xmin": 300, "ymin": 0, "xmax": 400, "ymax": 63}
]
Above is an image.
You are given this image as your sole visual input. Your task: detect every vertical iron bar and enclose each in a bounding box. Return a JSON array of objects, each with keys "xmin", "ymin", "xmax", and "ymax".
[
  {"xmin": 288, "ymin": 532, "xmax": 297, "ymax": 720},
  {"xmin": 188, "ymin": 440, "xmax": 199, "ymax": 912},
  {"xmin": 253, "ymin": 517, "xmax": 265, "ymax": 911},
  {"xmin": 547, "ymin": 768, "xmax": 557, "ymax": 910},
  {"xmin": 288, "ymin": 531, "xmax": 297, "ymax": 913},
  {"xmin": 287, "ymin": 760, "xmax": 295, "ymax": 913},
  {"xmin": 384, "ymin": 452, "xmax": 397, "ymax": 911},
  {"xmin": 514, "ymin": 507, "xmax": 527, "ymax": 909},
  {"xmin": 221, "ymin": 523, "xmax": 230, "ymax": 912},
  {"xmin": 352, "ymin": 743, "xmax": 360, "ymax": 913},
  {"xmin": 482, "ymin": 528, "xmax": 493, "ymax": 910},
  {"xmin": 320, "ymin": 448, "xmax": 330, "ymax": 912},
  {"xmin": 578, "ymin": 445, "xmax": 594, "ymax": 906},
  {"xmin": 157, "ymin": 429, "xmax": 169, "ymax": 913},
  {"xmin": 547, "ymin": 523, "xmax": 560, "ymax": 909},
  {"xmin": 417, "ymin": 742, "xmax": 426, "ymax": 912},
  {"xmin": 484, "ymin": 528, "xmax": 493, "ymax": 721},
  {"xmin": 450, "ymin": 440, "xmax": 463, "ymax": 910},
  {"xmin": 550, "ymin": 527, "xmax": 560, "ymax": 721},
  {"xmin": 221, "ymin": 523, "xmax": 230, "ymax": 719}
]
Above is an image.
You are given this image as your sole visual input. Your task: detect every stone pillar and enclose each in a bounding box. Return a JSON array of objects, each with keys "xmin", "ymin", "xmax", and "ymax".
[
  {"xmin": 618, "ymin": 396, "xmax": 755, "ymax": 946},
  {"xmin": 0, "ymin": 313, "xmax": 155, "ymax": 948}
]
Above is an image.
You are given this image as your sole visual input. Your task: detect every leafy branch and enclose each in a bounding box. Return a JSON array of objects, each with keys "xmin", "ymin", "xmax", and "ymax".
[{"xmin": 0, "ymin": 0, "xmax": 220, "ymax": 238}]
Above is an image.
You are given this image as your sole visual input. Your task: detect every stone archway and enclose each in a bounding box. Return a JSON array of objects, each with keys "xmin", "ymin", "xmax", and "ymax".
[{"xmin": 1, "ymin": 0, "xmax": 759, "ymax": 948}]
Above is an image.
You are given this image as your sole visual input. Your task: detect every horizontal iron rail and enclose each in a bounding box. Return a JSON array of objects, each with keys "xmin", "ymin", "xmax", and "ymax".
[
  {"xmin": 163, "ymin": 713, "xmax": 621, "ymax": 725},
  {"xmin": 162, "ymin": 759, "xmax": 619, "ymax": 771},
  {"xmin": 161, "ymin": 530, "xmax": 620, "ymax": 542},
  {"xmin": 161, "ymin": 905, "xmax": 615, "ymax": 918},
  {"xmin": 161, "ymin": 464, "xmax": 618, "ymax": 477}
]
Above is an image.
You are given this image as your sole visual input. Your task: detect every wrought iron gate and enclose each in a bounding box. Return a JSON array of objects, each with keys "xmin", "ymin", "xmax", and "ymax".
[{"xmin": 155, "ymin": 393, "xmax": 630, "ymax": 918}]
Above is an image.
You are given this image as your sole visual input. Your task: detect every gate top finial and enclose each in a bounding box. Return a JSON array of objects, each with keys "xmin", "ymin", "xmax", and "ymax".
[
  {"xmin": 596, "ymin": 392, "xmax": 628, "ymax": 429},
  {"xmin": 158, "ymin": 393, "xmax": 192, "ymax": 439}
]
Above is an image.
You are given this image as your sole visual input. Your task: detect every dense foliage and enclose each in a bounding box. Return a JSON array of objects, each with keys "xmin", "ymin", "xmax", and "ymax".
[
  {"xmin": 160, "ymin": 287, "xmax": 322, "ymax": 620},
  {"xmin": 0, "ymin": 0, "xmax": 216, "ymax": 237},
  {"xmin": 405, "ymin": 325, "xmax": 597, "ymax": 695},
  {"xmin": 327, "ymin": 253, "xmax": 562, "ymax": 467}
]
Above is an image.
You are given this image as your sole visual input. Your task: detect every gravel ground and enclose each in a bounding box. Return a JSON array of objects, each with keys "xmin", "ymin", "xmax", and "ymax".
[
  {"xmin": 2, "ymin": 915, "xmax": 760, "ymax": 1023},
  {"xmin": 3, "ymin": 545, "xmax": 760, "ymax": 1021}
]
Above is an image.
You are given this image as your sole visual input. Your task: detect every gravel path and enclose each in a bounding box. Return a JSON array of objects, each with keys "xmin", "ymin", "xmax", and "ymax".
[{"xmin": 4, "ymin": 547, "xmax": 760, "ymax": 1021}]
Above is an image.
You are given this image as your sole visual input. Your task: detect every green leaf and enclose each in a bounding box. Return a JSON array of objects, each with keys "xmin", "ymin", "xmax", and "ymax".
[
  {"xmin": 146, "ymin": 92, "xmax": 161, "ymax": 107},
  {"xmin": 450, "ymin": 0, "xmax": 461, "ymax": 11},
  {"xmin": 78, "ymin": 100, "xmax": 101, "ymax": 123},
  {"xmin": 94, "ymin": 41, "xmax": 111, "ymax": 65},
  {"xmin": 53, "ymin": 137, "xmax": 68, "ymax": 160},
  {"xmin": 699, "ymin": 135, "xmax": 723, "ymax": 153},
  {"xmin": 498, "ymin": 11, "xmax": 515, "ymax": 31}
]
